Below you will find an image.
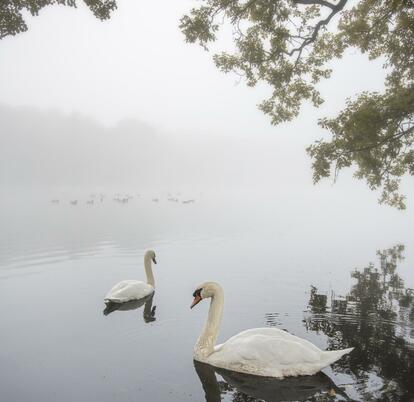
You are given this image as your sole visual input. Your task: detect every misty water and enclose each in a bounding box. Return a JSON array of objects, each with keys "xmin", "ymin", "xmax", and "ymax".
[{"xmin": 1, "ymin": 192, "xmax": 413, "ymax": 402}]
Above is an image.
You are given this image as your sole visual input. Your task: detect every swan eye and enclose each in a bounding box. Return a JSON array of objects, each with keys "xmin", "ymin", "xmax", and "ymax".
[{"xmin": 192, "ymin": 288, "xmax": 202, "ymax": 298}]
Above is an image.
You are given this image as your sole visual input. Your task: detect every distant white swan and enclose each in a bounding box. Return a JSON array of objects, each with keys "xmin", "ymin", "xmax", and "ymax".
[
  {"xmin": 104, "ymin": 250, "xmax": 157, "ymax": 303},
  {"xmin": 191, "ymin": 282, "xmax": 353, "ymax": 378}
]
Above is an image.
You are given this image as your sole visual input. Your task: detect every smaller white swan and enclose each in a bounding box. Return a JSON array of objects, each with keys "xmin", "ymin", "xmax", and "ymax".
[
  {"xmin": 104, "ymin": 250, "xmax": 157, "ymax": 303},
  {"xmin": 191, "ymin": 282, "xmax": 353, "ymax": 378}
]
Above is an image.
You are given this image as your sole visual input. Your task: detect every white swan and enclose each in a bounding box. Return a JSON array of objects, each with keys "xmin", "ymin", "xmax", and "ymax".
[
  {"xmin": 104, "ymin": 250, "xmax": 157, "ymax": 303},
  {"xmin": 191, "ymin": 282, "xmax": 353, "ymax": 378}
]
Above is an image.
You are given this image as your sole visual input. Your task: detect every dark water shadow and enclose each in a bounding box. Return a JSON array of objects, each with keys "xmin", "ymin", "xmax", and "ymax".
[
  {"xmin": 194, "ymin": 360, "xmax": 349, "ymax": 402},
  {"xmin": 103, "ymin": 293, "xmax": 156, "ymax": 323}
]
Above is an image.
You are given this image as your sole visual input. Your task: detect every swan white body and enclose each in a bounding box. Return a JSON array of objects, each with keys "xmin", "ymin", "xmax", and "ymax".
[
  {"xmin": 104, "ymin": 250, "xmax": 156, "ymax": 303},
  {"xmin": 104, "ymin": 280, "xmax": 154, "ymax": 303},
  {"xmin": 191, "ymin": 282, "xmax": 353, "ymax": 378}
]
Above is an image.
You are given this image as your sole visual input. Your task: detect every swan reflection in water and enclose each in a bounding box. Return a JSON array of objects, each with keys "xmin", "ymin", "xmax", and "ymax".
[
  {"xmin": 103, "ymin": 294, "xmax": 156, "ymax": 323},
  {"xmin": 194, "ymin": 360, "xmax": 348, "ymax": 402}
]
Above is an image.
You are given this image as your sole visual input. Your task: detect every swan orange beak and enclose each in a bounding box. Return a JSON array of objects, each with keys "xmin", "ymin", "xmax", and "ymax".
[{"xmin": 191, "ymin": 294, "xmax": 202, "ymax": 309}]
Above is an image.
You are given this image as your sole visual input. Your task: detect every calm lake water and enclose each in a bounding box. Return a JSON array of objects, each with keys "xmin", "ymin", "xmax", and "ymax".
[{"xmin": 1, "ymin": 191, "xmax": 413, "ymax": 401}]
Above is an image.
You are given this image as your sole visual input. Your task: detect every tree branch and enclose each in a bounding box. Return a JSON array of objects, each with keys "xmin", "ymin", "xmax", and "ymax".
[
  {"xmin": 292, "ymin": 0, "xmax": 336, "ymax": 10},
  {"xmin": 340, "ymin": 124, "xmax": 414, "ymax": 155},
  {"xmin": 230, "ymin": 0, "xmax": 260, "ymax": 24},
  {"xmin": 288, "ymin": 0, "xmax": 348, "ymax": 57}
]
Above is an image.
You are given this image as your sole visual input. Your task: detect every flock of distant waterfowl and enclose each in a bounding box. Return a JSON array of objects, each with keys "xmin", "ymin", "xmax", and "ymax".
[
  {"xmin": 104, "ymin": 250, "xmax": 354, "ymax": 379},
  {"xmin": 50, "ymin": 193, "xmax": 196, "ymax": 206}
]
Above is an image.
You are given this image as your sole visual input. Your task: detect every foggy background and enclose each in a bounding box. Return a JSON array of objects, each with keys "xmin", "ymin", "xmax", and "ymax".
[{"xmin": 0, "ymin": 1, "xmax": 413, "ymax": 201}]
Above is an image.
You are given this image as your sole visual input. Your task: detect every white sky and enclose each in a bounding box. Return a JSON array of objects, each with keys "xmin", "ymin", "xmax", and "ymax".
[{"xmin": 0, "ymin": 1, "xmax": 386, "ymax": 136}]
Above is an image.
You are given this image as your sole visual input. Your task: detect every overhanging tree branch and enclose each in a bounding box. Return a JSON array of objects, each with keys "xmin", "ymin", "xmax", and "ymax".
[
  {"xmin": 288, "ymin": 0, "xmax": 348, "ymax": 56},
  {"xmin": 292, "ymin": 0, "xmax": 336, "ymax": 9}
]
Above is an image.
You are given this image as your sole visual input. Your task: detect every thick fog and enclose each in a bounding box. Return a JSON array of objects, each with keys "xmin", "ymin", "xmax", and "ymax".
[
  {"xmin": 0, "ymin": 104, "xmax": 306, "ymax": 191},
  {"xmin": 0, "ymin": 1, "xmax": 413, "ymax": 202}
]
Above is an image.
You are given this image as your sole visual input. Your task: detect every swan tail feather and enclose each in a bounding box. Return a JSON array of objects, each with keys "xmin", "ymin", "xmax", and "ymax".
[{"xmin": 321, "ymin": 347, "xmax": 354, "ymax": 366}]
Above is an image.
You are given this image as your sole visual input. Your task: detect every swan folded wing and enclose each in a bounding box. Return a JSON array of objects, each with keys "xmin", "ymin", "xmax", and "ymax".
[
  {"xmin": 227, "ymin": 334, "xmax": 320, "ymax": 364},
  {"xmin": 225, "ymin": 328, "xmax": 322, "ymax": 354},
  {"xmin": 105, "ymin": 280, "xmax": 153, "ymax": 302},
  {"xmin": 211, "ymin": 329, "xmax": 323, "ymax": 376}
]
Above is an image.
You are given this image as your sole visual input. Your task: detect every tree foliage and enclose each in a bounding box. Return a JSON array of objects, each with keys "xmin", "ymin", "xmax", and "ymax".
[
  {"xmin": 0, "ymin": 0, "xmax": 116, "ymax": 39},
  {"xmin": 180, "ymin": 0, "xmax": 414, "ymax": 208}
]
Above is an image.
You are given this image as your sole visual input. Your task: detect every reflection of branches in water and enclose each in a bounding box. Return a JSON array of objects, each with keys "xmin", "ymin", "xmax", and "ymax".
[
  {"xmin": 306, "ymin": 244, "xmax": 414, "ymax": 400},
  {"xmin": 217, "ymin": 381, "xmax": 257, "ymax": 402},
  {"xmin": 350, "ymin": 244, "xmax": 407, "ymax": 319}
]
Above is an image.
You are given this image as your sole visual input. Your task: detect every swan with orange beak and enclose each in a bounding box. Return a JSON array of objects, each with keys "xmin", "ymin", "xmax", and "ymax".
[{"xmin": 190, "ymin": 281, "xmax": 353, "ymax": 378}]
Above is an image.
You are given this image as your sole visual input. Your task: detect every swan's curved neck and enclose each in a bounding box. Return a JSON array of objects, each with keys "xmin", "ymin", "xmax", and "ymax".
[
  {"xmin": 144, "ymin": 256, "xmax": 155, "ymax": 288},
  {"xmin": 194, "ymin": 288, "xmax": 224, "ymax": 360}
]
